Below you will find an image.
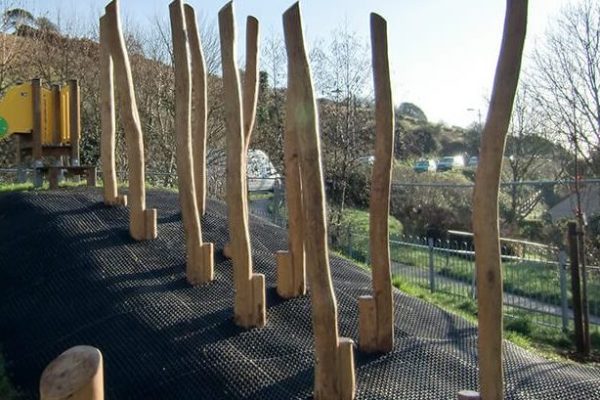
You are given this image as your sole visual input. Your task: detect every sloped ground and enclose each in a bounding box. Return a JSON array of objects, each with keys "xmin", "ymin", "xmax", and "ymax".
[{"xmin": 0, "ymin": 188, "xmax": 598, "ymax": 399}]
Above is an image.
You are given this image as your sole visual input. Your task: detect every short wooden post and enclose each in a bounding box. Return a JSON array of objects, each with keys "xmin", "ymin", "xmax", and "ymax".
[
  {"xmin": 219, "ymin": 2, "xmax": 265, "ymax": 328},
  {"xmin": 184, "ymin": 4, "xmax": 208, "ymax": 217},
  {"xmin": 170, "ymin": 0, "xmax": 214, "ymax": 285},
  {"xmin": 49, "ymin": 168, "xmax": 60, "ymax": 190},
  {"xmin": 40, "ymin": 346, "xmax": 103, "ymax": 400},
  {"xmin": 104, "ymin": 0, "xmax": 157, "ymax": 240},
  {"xmin": 359, "ymin": 13, "xmax": 395, "ymax": 354},
  {"xmin": 472, "ymin": 2, "xmax": 527, "ymax": 400},
  {"xmin": 283, "ymin": 3, "xmax": 355, "ymax": 398},
  {"xmin": 68, "ymin": 79, "xmax": 81, "ymax": 166},
  {"xmin": 99, "ymin": 14, "xmax": 120, "ymax": 206}
]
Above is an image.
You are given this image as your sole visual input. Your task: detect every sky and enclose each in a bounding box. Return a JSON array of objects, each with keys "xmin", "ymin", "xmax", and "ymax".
[{"xmin": 24, "ymin": 0, "xmax": 571, "ymax": 128}]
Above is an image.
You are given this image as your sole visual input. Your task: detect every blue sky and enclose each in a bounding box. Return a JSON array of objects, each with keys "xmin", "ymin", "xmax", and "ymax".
[{"xmin": 25, "ymin": 0, "xmax": 569, "ymax": 127}]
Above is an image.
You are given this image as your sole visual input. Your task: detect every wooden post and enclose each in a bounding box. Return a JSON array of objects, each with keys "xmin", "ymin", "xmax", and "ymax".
[
  {"xmin": 472, "ymin": 2, "xmax": 527, "ymax": 400},
  {"xmin": 568, "ymin": 221, "xmax": 586, "ymax": 354},
  {"xmin": 68, "ymin": 79, "xmax": 81, "ymax": 165},
  {"xmin": 184, "ymin": 4, "xmax": 208, "ymax": 217},
  {"xmin": 283, "ymin": 3, "xmax": 355, "ymax": 398},
  {"xmin": 359, "ymin": 13, "xmax": 395, "ymax": 354},
  {"xmin": 40, "ymin": 346, "xmax": 103, "ymax": 400},
  {"xmin": 99, "ymin": 14, "xmax": 121, "ymax": 206},
  {"xmin": 170, "ymin": 0, "xmax": 214, "ymax": 285},
  {"xmin": 277, "ymin": 38, "xmax": 306, "ymax": 298},
  {"xmin": 243, "ymin": 16, "xmax": 259, "ymax": 154},
  {"xmin": 105, "ymin": 0, "xmax": 157, "ymax": 240},
  {"xmin": 219, "ymin": 2, "xmax": 265, "ymax": 328},
  {"xmin": 31, "ymin": 78, "xmax": 43, "ymax": 162},
  {"xmin": 52, "ymin": 84, "xmax": 61, "ymax": 145}
]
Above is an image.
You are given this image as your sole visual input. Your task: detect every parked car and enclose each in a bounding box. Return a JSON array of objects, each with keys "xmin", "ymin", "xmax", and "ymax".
[
  {"xmin": 413, "ymin": 159, "xmax": 436, "ymax": 173},
  {"xmin": 436, "ymin": 155, "xmax": 465, "ymax": 171},
  {"xmin": 467, "ymin": 156, "xmax": 478, "ymax": 169}
]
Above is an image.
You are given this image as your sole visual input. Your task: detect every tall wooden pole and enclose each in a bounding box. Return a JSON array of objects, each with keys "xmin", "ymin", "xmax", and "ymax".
[
  {"xmin": 219, "ymin": 1, "xmax": 265, "ymax": 328},
  {"xmin": 105, "ymin": 0, "xmax": 157, "ymax": 240},
  {"xmin": 184, "ymin": 4, "xmax": 208, "ymax": 217},
  {"xmin": 243, "ymin": 17, "xmax": 259, "ymax": 154},
  {"xmin": 170, "ymin": 0, "xmax": 214, "ymax": 285},
  {"xmin": 99, "ymin": 14, "xmax": 124, "ymax": 206},
  {"xmin": 359, "ymin": 13, "xmax": 395, "ymax": 354},
  {"xmin": 472, "ymin": 1, "xmax": 527, "ymax": 399},
  {"xmin": 283, "ymin": 3, "xmax": 354, "ymax": 399}
]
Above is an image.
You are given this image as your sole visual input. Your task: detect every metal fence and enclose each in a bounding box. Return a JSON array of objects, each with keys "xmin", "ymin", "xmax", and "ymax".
[{"xmin": 256, "ymin": 200, "xmax": 599, "ymax": 336}]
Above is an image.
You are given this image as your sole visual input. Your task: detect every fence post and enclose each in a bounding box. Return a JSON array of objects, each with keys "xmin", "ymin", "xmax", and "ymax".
[
  {"xmin": 567, "ymin": 221, "xmax": 586, "ymax": 355},
  {"xmin": 428, "ymin": 237, "xmax": 435, "ymax": 292},
  {"xmin": 558, "ymin": 250, "xmax": 569, "ymax": 333},
  {"xmin": 346, "ymin": 225, "xmax": 352, "ymax": 258}
]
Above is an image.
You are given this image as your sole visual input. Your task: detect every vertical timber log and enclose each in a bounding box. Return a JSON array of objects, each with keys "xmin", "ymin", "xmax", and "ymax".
[
  {"xmin": 184, "ymin": 4, "xmax": 209, "ymax": 217},
  {"xmin": 170, "ymin": 0, "xmax": 214, "ymax": 285},
  {"xmin": 105, "ymin": 0, "xmax": 157, "ymax": 240},
  {"xmin": 243, "ymin": 16, "xmax": 259, "ymax": 153},
  {"xmin": 359, "ymin": 13, "xmax": 395, "ymax": 354},
  {"xmin": 40, "ymin": 346, "xmax": 104, "ymax": 400},
  {"xmin": 277, "ymin": 26, "xmax": 306, "ymax": 299},
  {"xmin": 219, "ymin": 2, "xmax": 265, "ymax": 328},
  {"xmin": 472, "ymin": 1, "xmax": 527, "ymax": 400},
  {"xmin": 68, "ymin": 79, "xmax": 81, "ymax": 165},
  {"xmin": 283, "ymin": 3, "xmax": 355, "ymax": 399},
  {"xmin": 99, "ymin": 14, "xmax": 122, "ymax": 206}
]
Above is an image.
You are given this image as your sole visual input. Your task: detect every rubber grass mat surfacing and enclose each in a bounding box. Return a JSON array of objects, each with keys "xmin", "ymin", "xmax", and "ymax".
[{"xmin": 0, "ymin": 188, "xmax": 598, "ymax": 399}]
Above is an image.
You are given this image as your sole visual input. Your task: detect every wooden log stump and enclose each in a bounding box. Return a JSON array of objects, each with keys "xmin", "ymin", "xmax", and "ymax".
[
  {"xmin": 184, "ymin": 4, "xmax": 208, "ymax": 217},
  {"xmin": 472, "ymin": 2, "xmax": 527, "ymax": 399},
  {"xmin": 105, "ymin": 0, "xmax": 157, "ymax": 240},
  {"xmin": 40, "ymin": 346, "xmax": 103, "ymax": 400},
  {"xmin": 359, "ymin": 12, "xmax": 395, "ymax": 354},
  {"xmin": 283, "ymin": 3, "xmax": 355, "ymax": 398},
  {"xmin": 99, "ymin": 14, "xmax": 120, "ymax": 206},
  {"xmin": 219, "ymin": 2, "xmax": 265, "ymax": 328},
  {"xmin": 170, "ymin": 0, "xmax": 214, "ymax": 285}
]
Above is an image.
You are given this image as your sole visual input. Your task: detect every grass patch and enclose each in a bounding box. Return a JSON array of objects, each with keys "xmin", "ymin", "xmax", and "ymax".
[
  {"xmin": 0, "ymin": 182, "xmax": 35, "ymax": 193},
  {"xmin": 248, "ymin": 192, "xmax": 273, "ymax": 201},
  {"xmin": 391, "ymin": 276, "xmax": 598, "ymax": 362}
]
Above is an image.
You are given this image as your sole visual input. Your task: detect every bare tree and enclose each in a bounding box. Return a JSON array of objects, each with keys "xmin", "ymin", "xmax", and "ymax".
[
  {"xmin": 310, "ymin": 23, "xmax": 373, "ymax": 237},
  {"xmin": 530, "ymin": 0, "xmax": 600, "ymax": 175}
]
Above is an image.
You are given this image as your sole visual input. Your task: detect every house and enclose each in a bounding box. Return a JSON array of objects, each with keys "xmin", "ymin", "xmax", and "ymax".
[{"xmin": 547, "ymin": 184, "xmax": 600, "ymax": 222}]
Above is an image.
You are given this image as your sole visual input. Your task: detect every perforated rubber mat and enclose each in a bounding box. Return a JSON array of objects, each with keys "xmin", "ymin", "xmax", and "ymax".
[{"xmin": 0, "ymin": 188, "xmax": 598, "ymax": 399}]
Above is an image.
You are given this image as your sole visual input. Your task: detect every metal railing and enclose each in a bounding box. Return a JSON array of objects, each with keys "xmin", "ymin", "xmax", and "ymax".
[{"xmin": 258, "ymin": 201, "xmax": 599, "ymax": 335}]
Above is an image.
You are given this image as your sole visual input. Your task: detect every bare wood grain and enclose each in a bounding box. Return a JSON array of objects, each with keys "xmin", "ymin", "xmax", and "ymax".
[
  {"xmin": 283, "ymin": 3, "xmax": 354, "ymax": 398},
  {"xmin": 472, "ymin": 1, "xmax": 527, "ymax": 399}
]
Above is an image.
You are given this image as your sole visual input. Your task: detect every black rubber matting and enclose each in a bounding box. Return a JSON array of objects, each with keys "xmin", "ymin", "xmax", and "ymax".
[{"xmin": 0, "ymin": 188, "xmax": 598, "ymax": 399}]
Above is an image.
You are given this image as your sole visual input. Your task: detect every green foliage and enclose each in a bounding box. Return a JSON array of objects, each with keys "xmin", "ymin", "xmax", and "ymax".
[{"xmin": 506, "ymin": 316, "xmax": 533, "ymax": 336}]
